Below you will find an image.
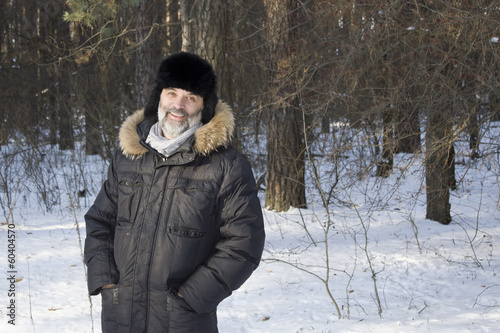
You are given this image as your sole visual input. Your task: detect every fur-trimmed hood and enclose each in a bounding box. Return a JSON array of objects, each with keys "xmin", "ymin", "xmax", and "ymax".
[{"xmin": 119, "ymin": 101, "xmax": 234, "ymax": 159}]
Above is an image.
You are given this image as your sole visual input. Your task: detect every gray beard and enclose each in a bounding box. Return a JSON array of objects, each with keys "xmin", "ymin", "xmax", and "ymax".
[{"xmin": 159, "ymin": 107, "xmax": 202, "ymax": 138}]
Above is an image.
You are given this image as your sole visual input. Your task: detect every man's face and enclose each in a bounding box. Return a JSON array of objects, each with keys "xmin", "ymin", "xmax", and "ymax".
[{"xmin": 158, "ymin": 88, "xmax": 204, "ymax": 139}]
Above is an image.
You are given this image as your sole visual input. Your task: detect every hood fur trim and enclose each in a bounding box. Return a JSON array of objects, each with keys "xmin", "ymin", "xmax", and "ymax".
[
  {"xmin": 119, "ymin": 111, "xmax": 148, "ymax": 159},
  {"xmin": 119, "ymin": 101, "xmax": 234, "ymax": 159},
  {"xmin": 193, "ymin": 101, "xmax": 234, "ymax": 156}
]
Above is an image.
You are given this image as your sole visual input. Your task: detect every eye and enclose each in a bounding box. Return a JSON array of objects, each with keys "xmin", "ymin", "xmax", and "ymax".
[{"xmin": 164, "ymin": 90, "xmax": 176, "ymax": 97}]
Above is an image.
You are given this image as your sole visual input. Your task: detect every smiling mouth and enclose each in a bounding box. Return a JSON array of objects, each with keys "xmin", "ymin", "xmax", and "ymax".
[
  {"xmin": 166, "ymin": 108, "xmax": 188, "ymax": 121},
  {"xmin": 168, "ymin": 112, "xmax": 186, "ymax": 120}
]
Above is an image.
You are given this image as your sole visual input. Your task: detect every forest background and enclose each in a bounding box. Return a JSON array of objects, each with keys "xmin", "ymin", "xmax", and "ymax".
[
  {"xmin": 2, "ymin": 0, "xmax": 500, "ymax": 222},
  {"xmin": 1, "ymin": 1, "xmax": 500, "ymax": 331}
]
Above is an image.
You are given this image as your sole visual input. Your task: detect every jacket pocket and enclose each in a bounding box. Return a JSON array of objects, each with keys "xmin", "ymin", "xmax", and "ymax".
[
  {"xmin": 117, "ymin": 179, "xmax": 145, "ymax": 228},
  {"xmin": 166, "ymin": 227, "xmax": 206, "ymax": 280},
  {"xmin": 167, "ymin": 227, "xmax": 206, "ymax": 238},
  {"xmin": 101, "ymin": 285, "xmax": 131, "ymax": 333},
  {"xmin": 168, "ymin": 178, "xmax": 219, "ymax": 229},
  {"xmin": 101, "ymin": 286, "xmax": 119, "ymax": 332},
  {"xmin": 165, "ymin": 289, "xmax": 218, "ymax": 332}
]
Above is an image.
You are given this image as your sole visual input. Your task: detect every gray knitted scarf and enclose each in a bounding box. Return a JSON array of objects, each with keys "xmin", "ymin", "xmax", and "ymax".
[{"xmin": 146, "ymin": 122, "xmax": 202, "ymax": 158}]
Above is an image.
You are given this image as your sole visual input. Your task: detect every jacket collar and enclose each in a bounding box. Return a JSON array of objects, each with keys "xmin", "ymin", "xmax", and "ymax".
[{"xmin": 118, "ymin": 101, "xmax": 234, "ymax": 160}]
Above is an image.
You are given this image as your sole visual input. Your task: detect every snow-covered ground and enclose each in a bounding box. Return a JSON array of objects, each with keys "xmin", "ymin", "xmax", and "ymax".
[{"xmin": 1, "ymin": 125, "xmax": 499, "ymax": 332}]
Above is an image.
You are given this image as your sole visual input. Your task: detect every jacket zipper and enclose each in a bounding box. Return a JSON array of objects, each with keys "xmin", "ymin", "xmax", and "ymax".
[{"xmin": 145, "ymin": 155, "xmax": 173, "ymax": 331}]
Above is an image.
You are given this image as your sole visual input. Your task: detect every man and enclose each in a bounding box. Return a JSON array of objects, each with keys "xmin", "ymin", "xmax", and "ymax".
[{"xmin": 84, "ymin": 52, "xmax": 265, "ymax": 333}]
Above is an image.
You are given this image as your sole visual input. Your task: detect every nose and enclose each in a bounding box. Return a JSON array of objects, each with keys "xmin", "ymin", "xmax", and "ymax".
[
  {"xmin": 175, "ymin": 96, "xmax": 190, "ymax": 111},
  {"xmin": 171, "ymin": 96, "xmax": 184, "ymax": 109}
]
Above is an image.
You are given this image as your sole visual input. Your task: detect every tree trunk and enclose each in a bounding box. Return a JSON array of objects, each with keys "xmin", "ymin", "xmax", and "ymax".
[
  {"xmin": 55, "ymin": 3, "xmax": 74, "ymax": 150},
  {"xmin": 468, "ymin": 109, "xmax": 479, "ymax": 159},
  {"xmin": 461, "ymin": 73, "xmax": 480, "ymax": 159},
  {"xmin": 36, "ymin": 1, "xmax": 58, "ymax": 146},
  {"xmin": 395, "ymin": 104, "xmax": 421, "ymax": 154},
  {"xmin": 57, "ymin": 67, "xmax": 74, "ymax": 151},
  {"xmin": 135, "ymin": 0, "xmax": 156, "ymax": 110},
  {"xmin": 0, "ymin": 0, "xmax": 4, "ymax": 65},
  {"xmin": 24, "ymin": 0, "xmax": 42, "ymax": 145},
  {"xmin": 180, "ymin": 0, "xmax": 195, "ymax": 52},
  {"xmin": 376, "ymin": 109, "xmax": 394, "ymax": 177},
  {"xmin": 425, "ymin": 109, "xmax": 454, "ymax": 225},
  {"xmin": 192, "ymin": 0, "xmax": 224, "ymax": 66},
  {"xmin": 321, "ymin": 114, "xmax": 331, "ymax": 134},
  {"xmin": 75, "ymin": 21, "xmax": 103, "ymax": 156},
  {"xmin": 264, "ymin": 0, "xmax": 307, "ymax": 211},
  {"xmin": 491, "ymin": 94, "xmax": 500, "ymax": 122},
  {"xmin": 167, "ymin": 0, "xmax": 181, "ymax": 53},
  {"xmin": 84, "ymin": 67, "xmax": 102, "ymax": 156},
  {"xmin": 265, "ymin": 99, "xmax": 306, "ymax": 211}
]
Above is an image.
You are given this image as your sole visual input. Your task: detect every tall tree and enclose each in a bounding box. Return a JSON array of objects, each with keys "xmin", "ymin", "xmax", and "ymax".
[
  {"xmin": 180, "ymin": 0, "xmax": 195, "ymax": 52},
  {"xmin": 54, "ymin": 1, "xmax": 75, "ymax": 150},
  {"xmin": 425, "ymin": 104, "xmax": 454, "ymax": 225},
  {"xmin": 179, "ymin": 0, "xmax": 226, "ymax": 74},
  {"xmin": 135, "ymin": 0, "xmax": 157, "ymax": 109},
  {"xmin": 392, "ymin": 1, "xmax": 421, "ymax": 154},
  {"xmin": 416, "ymin": 0, "xmax": 457, "ymax": 224},
  {"xmin": 263, "ymin": 0, "xmax": 307, "ymax": 211},
  {"xmin": 166, "ymin": 0, "xmax": 182, "ymax": 52},
  {"xmin": 79, "ymin": 51, "xmax": 103, "ymax": 156},
  {"xmin": 192, "ymin": 0, "xmax": 225, "ymax": 66}
]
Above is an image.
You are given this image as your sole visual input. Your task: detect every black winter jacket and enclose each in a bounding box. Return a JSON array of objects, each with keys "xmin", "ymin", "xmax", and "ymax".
[{"xmin": 84, "ymin": 102, "xmax": 265, "ymax": 333}]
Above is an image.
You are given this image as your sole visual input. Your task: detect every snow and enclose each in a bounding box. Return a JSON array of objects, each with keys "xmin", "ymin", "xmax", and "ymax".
[{"xmin": 1, "ymin": 126, "xmax": 500, "ymax": 332}]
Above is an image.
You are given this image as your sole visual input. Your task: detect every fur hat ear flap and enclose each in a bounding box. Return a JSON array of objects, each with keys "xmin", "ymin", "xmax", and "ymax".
[
  {"xmin": 144, "ymin": 81, "xmax": 162, "ymax": 124},
  {"xmin": 201, "ymin": 80, "xmax": 217, "ymax": 124},
  {"xmin": 146, "ymin": 52, "xmax": 218, "ymax": 124}
]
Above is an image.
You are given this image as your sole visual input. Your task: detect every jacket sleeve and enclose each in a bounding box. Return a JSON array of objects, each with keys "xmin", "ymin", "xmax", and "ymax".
[
  {"xmin": 84, "ymin": 155, "xmax": 120, "ymax": 296},
  {"xmin": 179, "ymin": 153, "xmax": 265, "ymax": 313}
]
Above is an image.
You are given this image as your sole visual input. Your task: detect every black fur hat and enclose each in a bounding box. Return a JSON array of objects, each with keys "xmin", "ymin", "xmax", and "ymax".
[{"xmin": 144, "ymin": 52, "xmax": 218, "ymax": 124}]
